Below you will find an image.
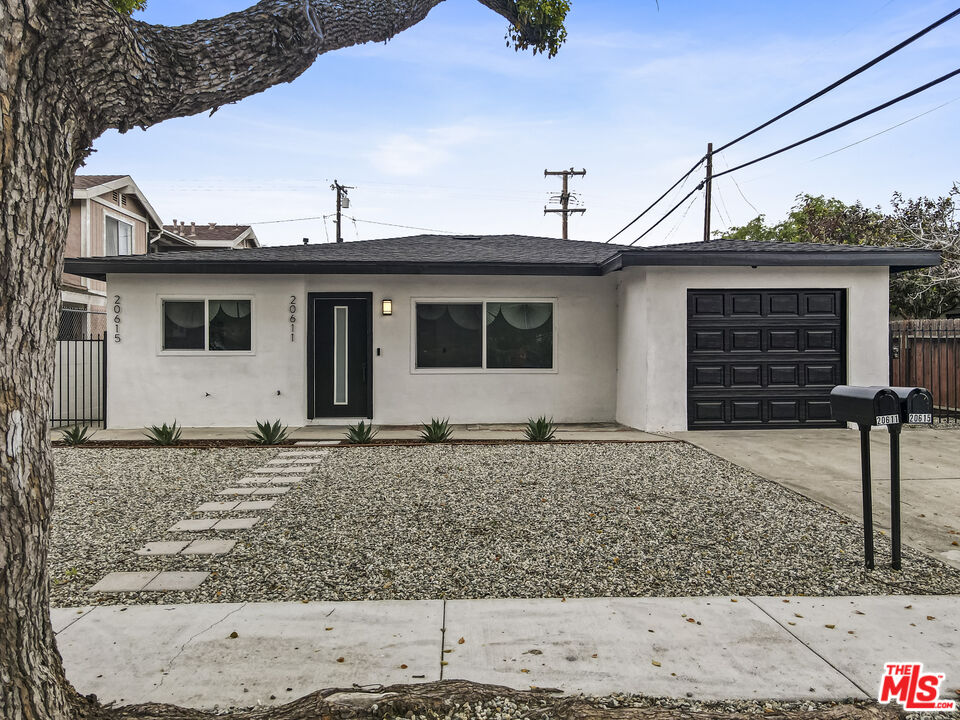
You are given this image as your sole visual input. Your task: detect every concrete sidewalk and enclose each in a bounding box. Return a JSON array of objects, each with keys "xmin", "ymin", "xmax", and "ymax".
[
  {"xmin": 53, "ymin": 596, "xmax": 960, "ymax": 709},
  {"xmin": 61, "ymin": 423, "xmax": 667, "ymax": 443},
  {"xmin": 670, "ymin": 428, "xmax": 960, "ymax": 570}
]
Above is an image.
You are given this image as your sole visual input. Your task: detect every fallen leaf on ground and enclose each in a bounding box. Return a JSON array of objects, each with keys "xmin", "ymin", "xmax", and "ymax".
[
  {"xmin": 651, "ymin": 660, "xmax": 661, "ymax": 667},
  {"xmin": 458, "ymin": 637, "xmax": 465, "ymax": 644}
]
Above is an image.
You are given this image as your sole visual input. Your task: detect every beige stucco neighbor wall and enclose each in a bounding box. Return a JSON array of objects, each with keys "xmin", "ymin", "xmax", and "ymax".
[
  {"xmin": 615, "ymin": 265, "xmax": 891, "ymax": 432},
  {"xmin": 105, "ymin": 273, "xmax": 619, "ymax": 428}
]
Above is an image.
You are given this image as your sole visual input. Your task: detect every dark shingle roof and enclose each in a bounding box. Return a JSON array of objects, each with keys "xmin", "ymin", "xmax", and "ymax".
[
  {"xmin": 64, "ymin": 234, "xmax": 940, "ymax": 280},
  {"xmin": 74, "ymin": 175, "xmax": 127, "ymax": 190}
]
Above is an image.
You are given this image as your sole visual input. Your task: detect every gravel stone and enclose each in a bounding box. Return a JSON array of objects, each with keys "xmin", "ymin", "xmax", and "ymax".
[{"xmin": 52, "ymin": 443, "xmax": 960, "ymax": 607}]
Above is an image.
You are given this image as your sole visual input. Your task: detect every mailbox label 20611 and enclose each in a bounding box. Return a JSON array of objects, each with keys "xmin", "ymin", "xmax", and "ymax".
[
  {"xmin": 875, "ymin": 414, "xmax": 901, "ymax": 426},
  {"xmin": 909, "ymin": 413, "xmax": 932, "ymax": 424}
]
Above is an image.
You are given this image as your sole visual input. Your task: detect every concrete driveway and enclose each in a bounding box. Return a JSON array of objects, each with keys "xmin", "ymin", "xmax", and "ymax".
[{"xmin": 669, "ymin": 427, "xmax": 960, "ymax": 571}]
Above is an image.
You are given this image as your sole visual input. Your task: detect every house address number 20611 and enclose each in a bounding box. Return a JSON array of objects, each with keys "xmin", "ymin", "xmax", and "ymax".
[
  {"xmin": 112, "ymin": 295, "xmax": 121, "ymax": 343},
  {"xmin": 289, "ymin": 295, "xmax": 297, "ymax": 341}
]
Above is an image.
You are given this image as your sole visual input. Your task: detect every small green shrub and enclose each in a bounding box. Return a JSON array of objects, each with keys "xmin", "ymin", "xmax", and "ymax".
[
  {"xmin": 144, "ymin": 421, "xmax": 182, "ymax": 446},
  {"xmin": 524, "ymin": 416, "xmax": 557, "ymax": 442},
  {"xmin": 60, "ymin": 425, "xmax": 96, "ymax": 446},
  {"xmin": 344, "ymin": 420, "xmax": 378, "ymax": 444},
  {"xmin": 250, "ymin": 419, "xmax": 290, "ymax": 445},
  {"xmin": 420, "ymin": 417, "xmax": 453, "ymax": 443}
]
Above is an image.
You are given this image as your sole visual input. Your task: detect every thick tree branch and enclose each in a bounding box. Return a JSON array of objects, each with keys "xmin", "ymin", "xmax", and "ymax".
[{"xmin": 77, "ymin": 0, "xmax": 463, "ymax": 133}]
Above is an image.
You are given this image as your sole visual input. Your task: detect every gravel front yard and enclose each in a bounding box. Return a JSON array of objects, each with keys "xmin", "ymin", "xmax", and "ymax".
[{"xmin": 51, "ymin": 443, "xmax": 960, "ymax": 606}]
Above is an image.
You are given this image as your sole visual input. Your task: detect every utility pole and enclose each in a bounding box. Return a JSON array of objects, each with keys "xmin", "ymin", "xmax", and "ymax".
[
  {"xmin": 331, "ymin": 180, "xmax": 354, "ymax": 243},
  {"xmin": 544, "ymin": 168, "xmax": 586, "ymax": 239},
  {"xmin": 702, "ymin": 143, "xmax": 713, "ymax": 243}
]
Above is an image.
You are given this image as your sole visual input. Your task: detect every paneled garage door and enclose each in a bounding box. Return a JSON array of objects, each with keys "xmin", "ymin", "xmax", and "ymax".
[{"xmin": 687, "ymin": 289, "xmax": 845, "ymax": 429}]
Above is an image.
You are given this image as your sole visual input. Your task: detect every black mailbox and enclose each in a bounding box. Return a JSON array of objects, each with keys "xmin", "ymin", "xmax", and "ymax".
[
  {"xmin": 829, "ymin": 385, "xmax": 902, "ymax": 428},
  {"xmin": 890, "ymin": 386, "xmax": 934, "ymax": 425}
]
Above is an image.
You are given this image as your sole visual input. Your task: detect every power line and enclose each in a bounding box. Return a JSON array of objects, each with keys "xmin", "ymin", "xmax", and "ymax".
[
  {"xmin": 345, "ymin": 216, "xmax": 464, "ymax": 235},
  {"xmin": 715, "ymin": 6, "xmax": 960, "ymax": 153},
  {"xmin": 606, "ymin": 155, "xmax": 705, "ymax": 242},
  {"xmin": 628, "ymin": 181, "xmax": 705, "ymax": 246},
  {"xmin": 714, "ymin": 66, "xmax": 960, "ymax": 180},
  {"xmin": 810, "ymin": 95, "xmax": 960, "ymax": 161}
]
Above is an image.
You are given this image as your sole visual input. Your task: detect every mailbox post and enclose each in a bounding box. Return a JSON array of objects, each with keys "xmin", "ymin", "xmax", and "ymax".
[
  {"xmin": 829, "ymin": 386, "xmax": 902, "ymax": 570},
  {"xmin": 888, "ymin": 387, "xmax": 934, "ymax": 570}
]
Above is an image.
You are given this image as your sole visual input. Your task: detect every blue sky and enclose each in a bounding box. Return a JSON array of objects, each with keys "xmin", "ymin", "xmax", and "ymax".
[{"xmin": 84, "ymin": 0, "xmax": 960, "ymax": 246}]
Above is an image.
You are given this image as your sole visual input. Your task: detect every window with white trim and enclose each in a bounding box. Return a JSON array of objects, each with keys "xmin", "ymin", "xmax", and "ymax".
[
  {"xmin": 105, "ymin": 215, "xmax": 133, "ymax": 256},
  {"xmin": 162, "ymin": 299, "xmax": 252, "ymax": 352},
  {"xmin": 415, "ymin": 301, "xmax": 554, "ymax": 370}
]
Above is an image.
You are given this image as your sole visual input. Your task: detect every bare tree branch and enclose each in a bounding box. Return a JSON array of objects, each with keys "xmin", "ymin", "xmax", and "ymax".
[{"xmin": 76, "ymin": 0, "xmax": 460, "ymax": 134}]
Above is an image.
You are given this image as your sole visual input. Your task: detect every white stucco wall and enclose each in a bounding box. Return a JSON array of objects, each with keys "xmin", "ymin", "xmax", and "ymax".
[
  {"xmin": 105, "ymin": 273, "xmax": 619, "ymax": 428},
  {"xmin": 615, "ymin": 265, "xmax": 891, "ymax": 432}
]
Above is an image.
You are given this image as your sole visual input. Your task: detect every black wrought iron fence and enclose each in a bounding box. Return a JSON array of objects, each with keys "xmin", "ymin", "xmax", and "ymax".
[
  {"xmin": 52, "ymin": 309, "xmax": 106, "ymax": 428},
  {"xmin": 890, "ymin": 318, "xmax": 960, "ymax": 424}
]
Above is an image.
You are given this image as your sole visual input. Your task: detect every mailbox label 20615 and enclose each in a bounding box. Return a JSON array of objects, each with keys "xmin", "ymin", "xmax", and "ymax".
[
  {"xmin": 908, "ymin": 413, "xmax": 932, "ymax": 424},
  {"xmin": 875, "ymin": 414, "xmax": 901, "ymax": 426}
]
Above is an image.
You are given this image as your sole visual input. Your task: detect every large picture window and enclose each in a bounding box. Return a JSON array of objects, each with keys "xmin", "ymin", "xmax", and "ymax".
[
  {"xmin": 415, "ymin": 300, "xmax": 554, "ymax": 370},
  {"xmin": 105, "ymin": 215, "xmax": 133, "ymax": 256},
  {"xmin": 486, "ymin": 302, "xmax": 553, "ymax": 369},
  {"xmin": 416, "ymin": 303, "xmax": 483, "ymax": 368},
  {"xmin": 162, "ymin": 298, "xmax": 252, "ymax": 352}
]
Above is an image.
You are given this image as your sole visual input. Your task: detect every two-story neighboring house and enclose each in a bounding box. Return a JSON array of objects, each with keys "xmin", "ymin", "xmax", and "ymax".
[{"xmin": 62, "ymin": 175, "xmax": 165, "ymax": 338}]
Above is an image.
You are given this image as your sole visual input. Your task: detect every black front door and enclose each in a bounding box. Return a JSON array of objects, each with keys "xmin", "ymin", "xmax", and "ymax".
[{"xmin": 307, "ymin": 293, "xmax": 372, "ymax": 418}]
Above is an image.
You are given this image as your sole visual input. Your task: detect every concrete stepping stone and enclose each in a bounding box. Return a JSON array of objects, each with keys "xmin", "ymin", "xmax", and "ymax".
[
  {"xmin": 253, "ymin": 466, "xmax": 311, "ymax": 474},
  {"xmin": 196, "ymin": 501, "xmax": 239, "ymax": 512},
  {"xmin": 235, "ymin": 500, "xmax": 276, "ymax": 511},
  {"xmin": 182, "ymin": 539, "xmax": 236, "ymax": 555},
  {"xmin": 267, "ymin": 458, "xmax": 321, "ymax": 465},
  {"xmin": 142, "ymin": 571, "xmax": 209, "ymax": 591},
  {"xmin": 293, "ymin": 440, "xmax": 338, "ymax": 446},
  {"xmin": 213, "ymin": 517, "xmax": 260, "ymax": 530},
  {"xmin": 217, "ymin": 487, "xmax": 257, "ymax": 496},
  {"xmin": 271, "ymin": 477, "xmax": 301, "ymax": 484},
  {"xmin": 135, "ymin": 541, "xmax": 190, "ymax": 556},
  {"xmin": 252, "ymin": 486, "xmax": 289, "ymax": 495},
  {"xmin": 279, "ymin": 451, "xmax": 331, "ymax": 457},
  {"xmin": 88, "ymin": 572, "xmax": 159, "ymax": 593},
  {"xmin": 169, "ymin": 519, "xmax": 218, "ymax": 532},
  {"xmin": 237, "ymin": 477, "xmax": 272, "ymax": 485}
]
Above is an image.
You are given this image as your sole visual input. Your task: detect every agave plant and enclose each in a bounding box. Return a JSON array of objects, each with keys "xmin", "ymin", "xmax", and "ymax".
[
  {"xmin": 144, "ymin": 420, "xmax": 182, "ymax": 446},
  {"xmin": 344, "ymin": 420, "xmax": 378, "ymax": 444},
  {"xmin": 60, "ymin": 425, "xmax": 96, "ymax": 446},
  {"xmin": 420, "ymin": 417, "xmax": 453, "ymax": 443},
  {"xmin": 524, "ymin": 416, "xmax": 557, "ymax": 442},
  {"xmin": 250, "ymin": 419, "xmax": 290, "ymax": 445}
]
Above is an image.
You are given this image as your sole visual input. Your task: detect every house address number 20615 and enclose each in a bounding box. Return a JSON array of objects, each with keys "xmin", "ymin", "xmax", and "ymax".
[{"xmin": 113, "ymin": 295, "xmax": 121, "ymax": 343}]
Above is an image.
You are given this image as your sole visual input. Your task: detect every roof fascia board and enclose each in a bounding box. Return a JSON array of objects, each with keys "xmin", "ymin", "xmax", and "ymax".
[
  {"xmin": 609, "ymin": 249, "xmax": 940, "ymax": 273},
  {"xmin": 73, "ymin": 175, "xmax": 164, "ymax": 229},
  {"xmin": 63, "ymin": 259, "xmax": 604, "ymax": 279}
]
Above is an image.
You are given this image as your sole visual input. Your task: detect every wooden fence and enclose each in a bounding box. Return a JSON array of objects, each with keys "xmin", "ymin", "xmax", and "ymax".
[{"xmin": 890, "ymin": 318, "xmax": 960, "ymax": 423}]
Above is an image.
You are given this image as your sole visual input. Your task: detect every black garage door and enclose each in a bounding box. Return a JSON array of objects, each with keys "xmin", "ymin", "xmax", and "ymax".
[{"xmin": 687, "ymin": 289, "xmax": 845, "ymax": 429}]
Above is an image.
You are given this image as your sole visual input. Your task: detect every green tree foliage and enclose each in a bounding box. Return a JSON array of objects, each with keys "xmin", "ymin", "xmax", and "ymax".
[
  {"xmin": 110, "ymin": 0, "xmax": 147, "ymax": 15},
  {"xmin": 507, "ymin": 0, "xmax": 570, "ymax": 57},
  {"xmin": 724, "ymin": 189, "xmax": 960, "ymax": 318}
]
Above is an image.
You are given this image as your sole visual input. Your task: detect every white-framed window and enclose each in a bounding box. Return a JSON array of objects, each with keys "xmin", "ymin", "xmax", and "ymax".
[
  {"xmin": 412, "ymin": 299, "xmax": 556, "ymax": 372},
  {"xmin": 160, "ymin": 297, "xmax": 254, "ymax": 353},
  {"xmin": 104, "ymin": 213, "xmax": 134, "ymax": 256}
]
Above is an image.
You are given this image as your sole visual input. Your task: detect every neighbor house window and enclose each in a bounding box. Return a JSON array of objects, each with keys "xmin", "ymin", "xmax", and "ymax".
[
  {"xmin": 162, "ymin": 298, "xmax": 252, "ymax": 352},
  {"xmin": 415, "ymin": 300, "xmax": 554, "ymax": 370},
  {"xmin": 105, "ymin": 215, "xmax": 133, "ymax": 256}
]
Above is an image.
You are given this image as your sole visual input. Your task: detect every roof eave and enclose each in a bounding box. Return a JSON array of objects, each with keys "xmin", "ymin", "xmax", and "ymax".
[
  {"xmin": 62, "ymin": 259, "xmax": 604, "ymax": 280},
  {"xmin": 611, "ymin": 249, "xmax": 941, "ymax": 273}
]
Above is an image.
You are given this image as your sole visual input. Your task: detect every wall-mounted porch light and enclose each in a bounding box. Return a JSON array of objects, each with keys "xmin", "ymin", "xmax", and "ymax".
[{"xmin": 381, "ymin": 299, "xmax": 393, "ymax": 316}]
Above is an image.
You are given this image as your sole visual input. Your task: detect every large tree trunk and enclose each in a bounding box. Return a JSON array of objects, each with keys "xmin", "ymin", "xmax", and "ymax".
[{"xmin": 0, "ymin": 1, "xmax": 93, "ymax": 716}]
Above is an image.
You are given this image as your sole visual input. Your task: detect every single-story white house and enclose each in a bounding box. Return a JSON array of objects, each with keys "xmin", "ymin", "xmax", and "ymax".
[{"xmin": 63, "ymin": 235, "xmax": 938, "ymax": 432}]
